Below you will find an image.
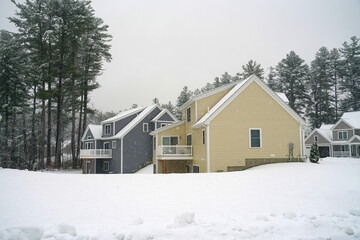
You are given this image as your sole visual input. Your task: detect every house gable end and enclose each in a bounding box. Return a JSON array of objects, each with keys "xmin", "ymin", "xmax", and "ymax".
[
  {"xmin": 333, "ymin": 120, "xmax": 353, "ymax": 130},
  {"xmin": 305, "ymin": 130, "xmax": 331, "ymax": 145}
]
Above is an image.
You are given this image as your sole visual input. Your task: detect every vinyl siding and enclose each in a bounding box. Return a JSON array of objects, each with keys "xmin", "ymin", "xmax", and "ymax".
[
  {"xmin": 209, "ymin": 81, "xmax": 301, "ymax": 172},
  {"xmin": 305, "ymin": 131, "xmax": 331, "ymax": 145}
]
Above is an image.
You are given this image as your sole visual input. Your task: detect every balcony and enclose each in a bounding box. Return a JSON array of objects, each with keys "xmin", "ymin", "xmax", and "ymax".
[
  {"xmin": 333, "ymin": 151, "xmax": 350, "ymax": 157},
  {"xmin": 80, "ymin": 149, "xmax": 112, "ymax": 159},
  {"xmin": 156, "ymin": 145, "xmax": 193, "ymax": 160}
]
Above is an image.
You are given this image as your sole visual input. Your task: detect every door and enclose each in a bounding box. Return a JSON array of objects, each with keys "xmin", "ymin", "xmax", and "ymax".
[
  {"xmin": 84, "ymin": 160, "xmax": 91, "ymax": 174},
  {"xmin": 318, "ymin": 146, "xmax": 330, "ymax": 158}
]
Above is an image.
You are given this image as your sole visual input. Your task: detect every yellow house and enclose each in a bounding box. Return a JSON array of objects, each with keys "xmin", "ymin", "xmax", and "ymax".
[{"xmin": 150, "ymin": 75, "xmax": 306, "ymax": 173}]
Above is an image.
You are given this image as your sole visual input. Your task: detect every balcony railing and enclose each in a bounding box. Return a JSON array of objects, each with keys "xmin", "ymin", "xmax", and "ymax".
[
  {"xmin": 80, "ymin": 149, "xmax": 112, "ymax": 159},
  {"xmin": 157, "ymin": 145, "xmax": 192, "ymax": 159},
  {"xmin": 333, "ymin": 151, "xmax": 350, "ymax": 157}
]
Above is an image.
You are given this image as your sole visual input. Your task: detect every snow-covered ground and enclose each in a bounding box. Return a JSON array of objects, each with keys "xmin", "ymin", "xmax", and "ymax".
[{"xmin": 0, "ymin": 158, "xmax": 360, "ymax": 240}]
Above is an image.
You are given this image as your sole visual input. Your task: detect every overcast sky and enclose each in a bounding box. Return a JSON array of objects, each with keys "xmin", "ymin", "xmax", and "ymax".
[{"xmin": 1, "ymin": 0, "xmax": 360, "ymax": 112}]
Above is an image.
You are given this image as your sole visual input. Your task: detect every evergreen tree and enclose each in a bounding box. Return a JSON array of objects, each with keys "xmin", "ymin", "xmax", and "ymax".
[
  {"xmin": 266, "ymin": 66, "xmax": 280, "ymax": 91},
  {"xmin": 329, "ymin": 48, "xmax": 342, "ymax": 121},
  {"xmin": 152, "ymin": 98, "xmax": 159, "ymax": 104},
  {"xmin": 202, "ymin": 82, "xmax": 215, "ymax": 93},
  {"xmin": 213, "ymin": 77, "xmax": 221, "ymax": 88},
  {"xmin": 309, "ymin": 142, "xmax": 320, "ymax": 163},
  {"xmin": 176, "ymin": 86, "xmax": 193, "ymax": 108},
  {"xmin": 239, "ymin": 60, "xmax": 265, "ymax": 80},
  {"xmin": 307, "ymin": 47, "xmax": 335, "ymax": 128},
  {"xmin": 220, "ymin": 72, "xmax": 232, "ymax": 85},
  {"xmin": 161, "ymin": 101, "xmax": 176, "ymax": 117},
  {"xmin": 274, "ymin": 51, "xmax": 310, "ymax": 116},
  {"xmin": 339, "ymin": 36, "xmax": 360, "ymax": 112}
]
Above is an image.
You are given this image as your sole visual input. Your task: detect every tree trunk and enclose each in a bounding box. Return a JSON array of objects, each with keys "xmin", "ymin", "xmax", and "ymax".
[
  {"xmin": 55, "ymin": 73, "xmax": 63, "ymax": 169},
  {"xmin": 76, "ymin": 93, "xmax": 83, "ymax": 165},
  {"xmin": 31, "ymin": 85, "xmax": 37, "ymax": 167},
  {"xmin": 71, "ymin": 73, "xmax": 77, "ymax": 168},
  {"xmin": 40, "ymin": 80, "xmax": 46, "ymax": 169},
  {"xmin": 22, "ymin": 109, "xmax": 28, "ymax": 168}
]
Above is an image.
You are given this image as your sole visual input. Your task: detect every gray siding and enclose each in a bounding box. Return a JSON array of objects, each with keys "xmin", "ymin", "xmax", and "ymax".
[
  {"xmin": 334, "ymin": 120, "xmax": 352, "ymax": 130},
  {"xmin": 158, "ymin": 112, "xmax": 175, "ymax": 121},
  {"xmin": 305, "ymin": 131, "xmax": 331, "ymax": 145},
  {"xmin": 84, "ymin": 129, "xmax": 94, "ymax": 139},
  {"xmin": 115, "ymin": 114, "xmax": 138, "ymax": 134},
  {"xmin": 333, "ymin": 129, "xmax": 353, "ymax": 141},
  {"xmin": 123, "ymin": 107, "xmax": 161, "ymax": 173},
  {"xmin": 355, "ymin": 129, "xmax": 360, "ymax": 136}
]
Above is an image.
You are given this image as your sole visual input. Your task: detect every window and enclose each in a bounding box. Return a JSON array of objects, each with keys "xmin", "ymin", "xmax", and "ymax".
[
  {"xmin": 104, "ymin": 142, "xmax": 110, "ymax": 149},
  {"xmin": 161, "ymin": 123, "xmax": 168, "ymax": 128},
  {"xmin": 85, "ymin": 142, "xmax": 93, "ymax": 149},
  {"xmin": 104, "ymin": 161, "xmax": 109, "ymax": 171},
  {"xmin": 186, "ymin": 165, "xmax": 191, "ymax": 173},
  {"xmin": 162, "ymin": 136, "xmax": 179, "ymax": 145},
  {"xmin": 193, "ymin": 165, "xmax": 199, "ymax": 173},
  {"xmin": 187, "ymin": 134, "xmax": 192, "ymax": 146},
  {"xmin": 143, "ymin": 123, "xmax": 149, "ymax": 132},
  {"xmin": 202, "ymin": 129, "xmax": 206, "ymax": 145},
  {"xmin": 250, "ymin": 129, "xmax": 262, "ymax": 148},
  {"xmin": 314, "ymin": 135, "xmax": 318, "ymax": 142},
  {"xmin": 104, "ymin": 124, "xmax": 111, "ymax": 135},
  {"xmin": 112, "ymin": 141, "xmax": 116, "ymax": 149},
  {"xmin": 186, "ymin": 107, "xmax": 191, "ymax": 122},
  {"xmin": 338, "ymin": 131, "xmax": 348, "ymax": 140},
  {"xmin": 87, "ymin": 136, "xmax": 91, "ymax": 140}
]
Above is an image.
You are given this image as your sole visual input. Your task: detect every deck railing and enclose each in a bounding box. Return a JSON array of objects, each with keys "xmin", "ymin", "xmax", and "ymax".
[
  {"xmin": 157, "ymin": 145, "xmax": 192, "ymax": 157},
  {"xmin": 333, "ymin": 151, "xmax": 350, "ymax": 157},
  {"xmin": 80, "ymin": 149, "xmax": 112, "ymax": 159}
]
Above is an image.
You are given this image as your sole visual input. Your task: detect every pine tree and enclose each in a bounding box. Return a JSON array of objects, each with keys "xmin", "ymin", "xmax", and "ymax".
[
  {"xmin": 309, "ymin": 142, "xmax": 320, "ymax": 163},
  {"xmin": 239, "ymin": 60, "xmax": 265, "ymax": 80},
  {"xmin": 339, "ymin": 36, "xmax": 360, "ymax": 112},
  {"xmin": 266, "ymin": 66, "xmax": 280, "ymax": 91},
  {"xmin": 220, "ymin": 72, "xmax": 232, "ymax": 85},
  {"xmin": 274, "ymin": 51, "xmax": 310, "ymax": 116},
  {"xmin": 161, "ymin": 101, "xmax": 176, "ymax": 117},
  {"xmin": 329, "ymin": 48, "xmax": 342, "ymax": 121},
  {"xmin": 307, "ymin": 47, "xmax": 335, "ymax": 128}
]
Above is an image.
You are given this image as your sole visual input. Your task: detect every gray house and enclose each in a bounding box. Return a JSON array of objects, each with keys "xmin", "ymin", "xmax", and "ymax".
[
  {"xmin": 80, "ymin": 104, "xmax": 177, "ymax": 174},
  {"xmin": 305, "ymin": 111, "xmax": 360, "ymax": 158}
]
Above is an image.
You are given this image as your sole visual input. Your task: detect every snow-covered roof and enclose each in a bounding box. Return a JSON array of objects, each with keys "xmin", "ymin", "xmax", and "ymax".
[
  {"xmin": 341, "ymin": 111, "xmax": 360, "ymax": 129},
  {"xmin": 317, "ymin": 124, "xmax": 334, "ymax": 142},
  {"xmin": 151, "ymin": 109, "xmax": 177, "ymax": 122},
  {"xmin": 101, "ymin": 106, "xmax": 146, "ymax": 124},
  {"xmin": 108, "ymin": 104, "xmax": 159, "ymax": 139},
  {"xmin": 192, "ymin": 75, "xmax": 305, "ymax": 129},
  {"xmin": 179, "ymin": 81, "xmax": 238, "ymax": 110},
  {"xmin": 275, "ymin": 92, "xmax": 289, "ymax": 104},
  {"xmin": 88, "ymin": 124, "xmax": 102, "ymax": 139}
]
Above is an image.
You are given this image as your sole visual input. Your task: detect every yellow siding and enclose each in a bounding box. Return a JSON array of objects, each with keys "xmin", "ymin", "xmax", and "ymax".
[
  {"xmin": 196, "ymin": 89, "xmax": 232, "ymax": 121},
  {"xmin": 209, "ymin": 81, "xmax": 301, "ymax": 172}
]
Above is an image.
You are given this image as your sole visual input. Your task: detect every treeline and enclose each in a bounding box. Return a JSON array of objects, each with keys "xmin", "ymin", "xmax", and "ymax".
[
  {"xmin": 164, "ymin": 36, "xmax": 359, "ymax": 127},
  {"xmin": 0, "ymin": 0, "xmax": 111, "ymax": 170}
]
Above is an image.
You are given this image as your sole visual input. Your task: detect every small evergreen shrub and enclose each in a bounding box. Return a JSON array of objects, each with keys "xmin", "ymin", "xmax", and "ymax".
[{"xmin": 310, "ymin": 142, "xmax": 320, "ymax": 163}]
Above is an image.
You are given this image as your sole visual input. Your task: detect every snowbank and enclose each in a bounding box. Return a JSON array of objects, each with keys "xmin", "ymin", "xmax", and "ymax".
[{"xmin": 0, "ymin": 158, "xmax": 359, "ymax": 239}]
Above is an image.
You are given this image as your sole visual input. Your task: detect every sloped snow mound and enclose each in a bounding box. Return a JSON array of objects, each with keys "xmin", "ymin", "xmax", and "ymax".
[
  {"xmin": 0, "ymin": 227, "xmax": 44, "ymax": 240},
  {"xmin": 174, "ymin": 212, "xmax": 195, "ymax": 227}
]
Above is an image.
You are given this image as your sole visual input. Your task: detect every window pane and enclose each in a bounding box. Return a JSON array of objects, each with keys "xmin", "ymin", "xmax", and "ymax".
[
  {"xmin": 170, "ymin": 137, "xmax": 178, "ymax": 145},
  {"xmin": 251, "ymin": 130, "xmax": 260, "ymax": 138},
  {"xmin": 162, "ymin": 137, "xmax": 170, "ymax": 145},
  {"xmin": 251, "ymin": 139, "xmax": 260, "ymax": 148}
]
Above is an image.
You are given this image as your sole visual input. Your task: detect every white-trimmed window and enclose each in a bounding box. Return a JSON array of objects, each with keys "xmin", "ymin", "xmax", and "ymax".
[
  {"xmin": 338, "ymin": 131, "xmax": 348, "ymax": 140},
  {"xmin": 249, "ymin": 128, "xmax": 262, "ymax": 148},
  {"xmin": 143, "ymin": 123, "xmax": 149, "ymax": 132},
  {"xmin": 162, "ymin": 136, "xmax": 179, "ymax": 145},
  {"xmin": 112, "ymin": 141, "xmax": 116, "ymax": 149},
  {"xmin": 87, "ymin": 136, "xmax": 91, "ymax": 140},
  {"xmin": 161, "ymin": 123, "xmax": 168, "ymax": 128},
  {"xmin": 202, "ymin": 129, "xmax": 205, "ymax": 145},
  {"xmin": 104, "ymin": 124, "xmax": 111, "ymax": 135},
  {"xmin": 104, "ymin": 161, "xmax": 109, "ymax": 171},
  {"xmin": 314, "ymin": 135, "xmax": 318, "ymax": 142},
  {"xmin": 186, "ymin": 107, "xmax": 191, "ymax": 122},
  {"xmin": 104, "ymin": 142, "xmax": 110, "ymax": 149},
  {"xmin": 85, "ymin": 142, "xmax": 93, "ymax": 149}
]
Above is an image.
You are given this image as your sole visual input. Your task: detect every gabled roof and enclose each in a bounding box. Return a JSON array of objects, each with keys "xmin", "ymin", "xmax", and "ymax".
[
  {"xmin": 151, "ymin": 109, "xmax": 177, "ymax": 122},
  {"xmin": 347, "ymin": 135, "xmax": 360, "ymax": 144},
  {"xmin": 341, "ymin": 111, "xmax": 360, "ymax": 129},
  {"xmin": 179, "ymin": 81, "xmax": 238, "ymax": 110},
  {"xmin": 101, "ymin": 106, "xmax": 146, "ymax": 124},
  {"xmin": 305, "ymin": 124, "xmax": 333, "ymax": 144},
  {"xmin": 103, "ymin": 104, "xmax": 159, "ymax": 139},
  {"xmin": 150, "ymin": 121, "xmax": 184, "ymax": 136},
  {"xmin": 331, "ymin": 111, "xmax": 360, "ymax": 131},
  {"xmin": 81, "ymin": 124, "xmax": 102, "ymax": 141},
  {"xmin": 192, "ymin": 75, "xmax": 305, "ymax": 129}
]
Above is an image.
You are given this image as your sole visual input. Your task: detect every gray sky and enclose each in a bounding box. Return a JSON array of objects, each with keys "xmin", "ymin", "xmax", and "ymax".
[{"xmin": 1, "ymin": 0, "xmax": 360, "ymax": 112}]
